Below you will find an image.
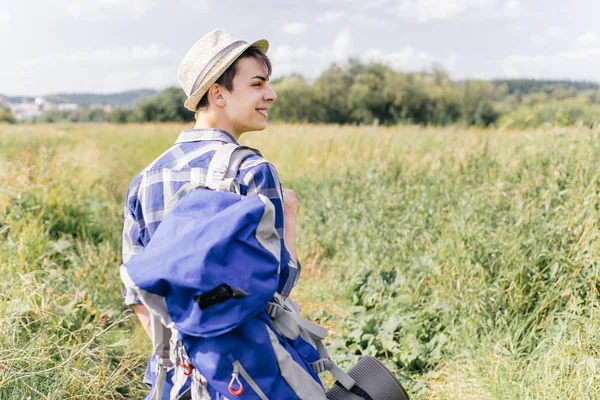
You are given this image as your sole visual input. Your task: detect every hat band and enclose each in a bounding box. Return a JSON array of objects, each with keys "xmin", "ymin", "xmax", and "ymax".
[{"xmin": 190, "ymin": 40, "xmax": 247, "ymax": 99}]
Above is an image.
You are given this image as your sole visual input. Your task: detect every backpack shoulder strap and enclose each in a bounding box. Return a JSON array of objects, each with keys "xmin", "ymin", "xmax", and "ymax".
[
  {"xmin": 165, "ymin": 144, "xmax": 264, "ymax": 211},
  {"xmin": 206, "ymin": 144, "xmax": 265, "ymax": 192}
]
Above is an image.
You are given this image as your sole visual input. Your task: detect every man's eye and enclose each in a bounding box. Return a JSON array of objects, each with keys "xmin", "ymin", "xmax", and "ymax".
[{"xmin": 253, "ymin": 83, "xmax": 261, "ymax": 87}]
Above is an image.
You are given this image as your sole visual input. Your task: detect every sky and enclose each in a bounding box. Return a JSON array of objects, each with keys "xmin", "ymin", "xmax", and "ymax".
[{"xmin": 2, "ymin": 0, "xmax": 599, "ymax": 96}]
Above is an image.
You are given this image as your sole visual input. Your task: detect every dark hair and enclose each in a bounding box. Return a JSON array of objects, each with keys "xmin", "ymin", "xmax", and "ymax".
[{"xmin": 195, "ymin": 46, "xmax": 272, "ymax": 113}]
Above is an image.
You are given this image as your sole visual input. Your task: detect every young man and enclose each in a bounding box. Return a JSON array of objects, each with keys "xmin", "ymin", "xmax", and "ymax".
[{"xmin": 121, "ymin": 28, "xmax": 300, "ymax": 397}]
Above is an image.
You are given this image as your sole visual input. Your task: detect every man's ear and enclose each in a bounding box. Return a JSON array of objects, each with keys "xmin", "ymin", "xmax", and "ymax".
[{"xmin": 208, "ymin": 84, "xmax": 226, "ymax": 108}]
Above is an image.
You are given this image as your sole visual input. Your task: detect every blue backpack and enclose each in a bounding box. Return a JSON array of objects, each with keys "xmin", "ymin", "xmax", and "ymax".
[{"xmin": 121, "ymin": 144, "xmax": 356, "ymax": 399}]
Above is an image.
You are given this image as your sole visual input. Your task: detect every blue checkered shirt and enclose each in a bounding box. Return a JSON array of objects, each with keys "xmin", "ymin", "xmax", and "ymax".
[{"xmin": 122, "ymin": 128, "xmax": 299, "ymax": 306}]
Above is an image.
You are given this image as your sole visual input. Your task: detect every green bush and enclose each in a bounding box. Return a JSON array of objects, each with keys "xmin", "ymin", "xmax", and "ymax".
[
  {"xmin": 500, "ymin": 97, "xmax": 600, "ymax": 129},
  {"xmin": 0, "ymin": 104, "xmax": 17, "ymax": 124}
]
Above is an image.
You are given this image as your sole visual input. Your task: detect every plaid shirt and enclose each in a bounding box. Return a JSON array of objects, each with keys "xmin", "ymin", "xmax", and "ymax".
[{"xmin": 122, "ymin": 128, "xmax": 298, "ymax": 306}]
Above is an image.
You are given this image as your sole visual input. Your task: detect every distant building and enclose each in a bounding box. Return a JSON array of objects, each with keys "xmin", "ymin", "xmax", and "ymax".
[
  {"xmin": 7, "ymin": 97, "xmax": 80, "ymax": 121},
  {"xmin": 58, "ymin": 103, "xmax": 78, "ymax": 111},
  {"xmin": 10, "ymin": 102, "xmax": 42, "ymax": 122}
]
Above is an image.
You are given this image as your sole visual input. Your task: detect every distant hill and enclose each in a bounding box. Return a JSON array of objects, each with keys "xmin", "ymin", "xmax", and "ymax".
[
  {"xmin": 0, "ymin": 89, "xmax": 159, "ymax": 109},
  {"xmin": 44, "ymin": 89, "xmax": 159, "ymax": 108},
  {"xmin": 492, "ymin": 79, "xmax": 600, "ymax": 94},
  {"xmin": 1, "ymin": 95, "xmax": 35, "ymax": 104}
]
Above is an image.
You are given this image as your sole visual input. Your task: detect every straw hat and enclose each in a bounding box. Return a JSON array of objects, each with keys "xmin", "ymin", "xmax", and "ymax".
[{"xmin": 178, "ymin": 28, "xmax": 269, "ymax": 112}]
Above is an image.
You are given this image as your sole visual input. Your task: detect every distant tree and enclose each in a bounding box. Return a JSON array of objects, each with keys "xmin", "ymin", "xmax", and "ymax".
[
  {"xmin": 492, "ymin": 79, "xmax": 600, "ymax": 95},
  {"xmin": 34, "ymin": 109, "xmax": 65, "ymax": 123},
  {"xmin": 0, "ymin": 105, "xmax": 16, "ymax": 124},
  {"xmin": 131, "ymin": 87, "xmax": 194, "ymax": 122},
  {"xmin": 314, "ymin": 64, "xmax": 354, "ymax": 123},
  {"xmin": 386, "ymin": 73, "xmax": 434, "ymax": 124},
  {"xmin": 459, "ymin": 80, "xmax": 499, "ymax": 126},
  {"xmin": 63, "ymin": 108, "xmax": 109, "ymax": 123},
  {"xmin": 347, "ymin": 64, "xmax": 397, "ymax": 124},
  {"xmin": 109, "ymin": 108, "xmax": 132, "ymax": 124},
  {"xmin": 269, "ymin": 76, "xmax": 326, "ymax": 123},
  {"xmin": 431, "ymin": 69, "xmax": 462, "ymax": 125}
]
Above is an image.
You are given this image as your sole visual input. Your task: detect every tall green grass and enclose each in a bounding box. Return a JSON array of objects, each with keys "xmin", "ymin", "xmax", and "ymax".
[{"xmin": 1, "ymin": 123, "xmax": 600, "ymax": 399}]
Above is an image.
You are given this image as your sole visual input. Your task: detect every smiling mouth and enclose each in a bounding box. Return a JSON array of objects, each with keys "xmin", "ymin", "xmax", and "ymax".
[{"xmin": 256, "ymin": 109, "xmax": 268, "ymax": 118}]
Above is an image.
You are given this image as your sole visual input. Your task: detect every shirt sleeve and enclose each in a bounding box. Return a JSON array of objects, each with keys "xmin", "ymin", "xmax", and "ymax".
[
  {"xmin": 122, "ymin": 186, "xmax": 145, "ymax": 306},
  {"xmin": 240, "ymin": 159, "xmax": 300, "ymax": 296}
]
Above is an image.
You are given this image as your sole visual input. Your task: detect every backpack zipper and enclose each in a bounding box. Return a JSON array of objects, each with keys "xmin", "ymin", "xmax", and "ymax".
[{"xmin": 231, "ymin": 360, "xmax": 269, "ymax": 400}]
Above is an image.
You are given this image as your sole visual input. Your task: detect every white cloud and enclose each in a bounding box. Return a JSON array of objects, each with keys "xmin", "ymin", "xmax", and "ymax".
[
  {"xmin": 269, "ymin": 29, "xmax": 354, "ymax": 77},
  {"xmin": 331, "ymin": 29, "xmax": 353, "ymax": 62},
  {"xmin": 364, "ymin": 47, "xmax": 459, "ymax": 71},
  {"xmin": 350, "ymin": 14, "xmax": 389, "ymax": 27},
  {"xmin": 530, "ymin": 26, "xmax": 565, "ymax": 47},
  {"xmin": 503, "ymin": 47, "xmax": 600, "ymax": 81},
  {"xmin": 20, "ymin": 44, "xmax": 173, "ymax": 67},
  {"xmin": 396, "ymin": 0, "xmax": 524, "ymax": 22},
  {"xmin": 270, "ymin": 27, "xmax": 458, "ymax": 79},
  {"xmin": 269, "ymin": 45, "xmax": 313, "ymax": 76},
  {"xmin": 396, "ymin": 0, "xmax": 494, "ymax": 22},
  {"xmin": 507, "ymin": 24, "xmax": 525, "ymax": 34},
  {"xmin": 362, "ymin": 0, "xmax": 389, "ymax": 8},
  {"xmin": 318, "ymin": 0, "xmax": 389, "ymax": 9},
  {"xmin": 576, "ymin": 32, "xmax": 598, "ymax": 48},
  {"xmin": 315, "ymin": 10, "xmax": 386, "ymax": 26},
  {"xmin": 0, "ymin": 11, "xmax": 11, "ymax": 24},
  {"xmin": 53, "ymin": 0, "xmax": 157, "ymax": 18},
  {"xmin": 94, "ymin": 67, "xmax": 175, "ymax": 92},
  {"xmin": 2, "ymin": 61, "xmax": 175, "ymax": 95},
  {"xmin": 269, "ymin": 46, "xmax": 311, "ymax": 62},
  {"xmin": 316, "ymin": 11, "xmax": 346, "ymax": 23},
  {"xmin": 282, "ymin": 22, "xmax": 309, "ymax": 35},
  {"xmin": 503, "ymin": 0, "xmax": 523, "ymax": 17}
]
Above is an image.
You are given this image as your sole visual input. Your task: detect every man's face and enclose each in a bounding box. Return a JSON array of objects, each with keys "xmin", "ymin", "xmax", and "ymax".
[{"xmin": 221, "ymin": 56, "xmax": 277, "ymax": 135}]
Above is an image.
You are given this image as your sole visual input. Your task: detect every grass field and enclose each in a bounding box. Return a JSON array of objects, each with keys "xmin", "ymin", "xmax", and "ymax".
[{"xmin": 1, "ymin": 122, "xmax": 600, "ymax": 399}]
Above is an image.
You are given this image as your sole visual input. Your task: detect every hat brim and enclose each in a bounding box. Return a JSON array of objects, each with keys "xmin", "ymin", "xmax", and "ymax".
[{"xmin": 184, "ymin": 39, "xmax": 269, "ymax": 112}]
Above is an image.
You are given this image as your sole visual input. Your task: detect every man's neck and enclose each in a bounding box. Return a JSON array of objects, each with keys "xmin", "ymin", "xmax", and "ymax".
[{"xmin": 193, "ymin": 112, "xmax": 241, "ymax": 141}]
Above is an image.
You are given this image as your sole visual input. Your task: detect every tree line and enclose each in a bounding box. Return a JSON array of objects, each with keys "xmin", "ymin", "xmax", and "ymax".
[{"xmin": 13, "ymin": 59, "xmax": 600, "ymax": 129}]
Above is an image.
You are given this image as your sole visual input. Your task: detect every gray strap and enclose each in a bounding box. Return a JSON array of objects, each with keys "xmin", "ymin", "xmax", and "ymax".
[
  {"xmin": 224, "ymin": 147, "xmax": 263, "ymax": 179},
  {"xmin": 206, "ymin": 143, "xmax": 238, "ymax": 190},
  {"xmin": 283, "ymin": 297, "xmax": 301, "ymax": 314},
  {"xmin": 215, "ymin": 177, "xmax": 240, "ymax": 193},
  {"xmin": 206, "ymin": 144, "xmax": 262, "ymax": 192},
  {"xmin": 311, "ymin": 357, "xmax": 356, "ymax": 391},
  {"xmin": 267, "ymin": 302, "xmax": 300, "ymax": 339},
  {"xmin": 191, "ymin": 369, "xmax": 211, "ymax": 400},
  {"xmin": 311, "ymin": 339, "xmax": 356, "ymax": 391},
  {"xmin": 170, "ymin": 365, "xmax": 187, "ymax": 400},
  {"xmin": 150, "ymin": 366, "xmax": 168, "ymax": 400},
  {"xmin": 266, "ymin": 295, "xmax": 328, "ymax": 341},
  {"xmin": 148, "ymin": 315, "xmax": 173, "ymax": 399},
  {"xmin": 170, "ymin": 339, "xmax": 190, "ymax": 399},
  {"xmin": 165, "ymin": 182, "xmax": 206, "ymax": 212},
  {"xmin": 151, "ymin": 315, "xmax": 173, "ymax": 368}
]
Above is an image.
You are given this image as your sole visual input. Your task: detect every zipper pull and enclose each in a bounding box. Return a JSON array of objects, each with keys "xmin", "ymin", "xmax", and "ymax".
[{"xmin": 228, "ymin": 363, "xmax": 244, "ymax": 396}]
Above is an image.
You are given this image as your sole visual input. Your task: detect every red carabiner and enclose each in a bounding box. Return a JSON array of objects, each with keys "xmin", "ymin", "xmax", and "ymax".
[
  {"xmin": 228, "ymin": 384, "xmax": 244, "ymax": 396},
  {"xmin": 228, "ymin": 373, "xmax": 244, "ymax": 396},
  {"xmin": 182, "ymin": 363, "xmax": 193, "ymax": 376}
]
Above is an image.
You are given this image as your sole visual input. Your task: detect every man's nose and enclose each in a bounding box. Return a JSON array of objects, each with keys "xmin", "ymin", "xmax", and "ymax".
[{"xmin": 265, "ymin": 85, "xmax": 277, "ymax": 102}]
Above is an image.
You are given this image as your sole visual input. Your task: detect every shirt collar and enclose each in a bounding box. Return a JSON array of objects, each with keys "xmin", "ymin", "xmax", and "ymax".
[{"xmin": 175, "ymin": 128, "xmax": 239, "ymax": 145}]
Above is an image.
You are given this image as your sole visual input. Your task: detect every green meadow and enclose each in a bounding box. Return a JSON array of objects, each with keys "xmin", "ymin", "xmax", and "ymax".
[{"xmin": 1, "ymin": 123, "xmax": 600, "ymax": 399}]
